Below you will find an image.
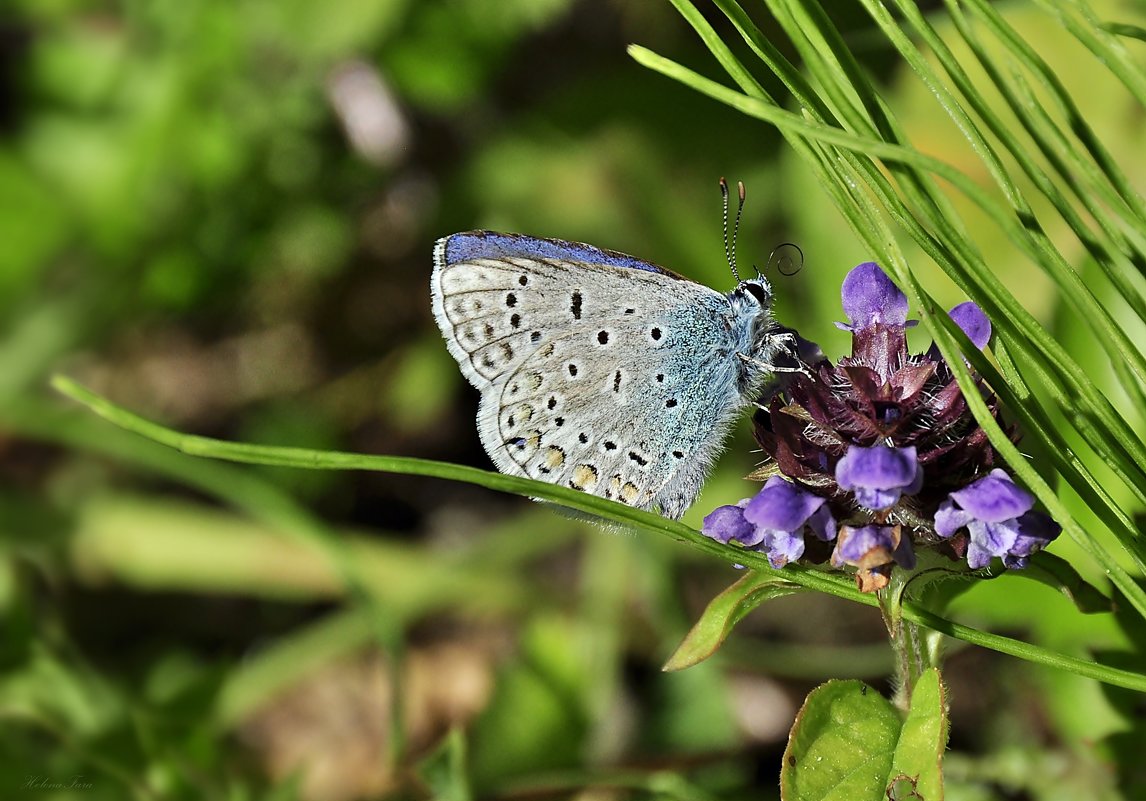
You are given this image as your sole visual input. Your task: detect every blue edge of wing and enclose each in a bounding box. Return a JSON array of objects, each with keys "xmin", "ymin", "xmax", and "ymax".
[{"xmin": 443, "ymin": 230, "xmax": 672, "ymax": 275}]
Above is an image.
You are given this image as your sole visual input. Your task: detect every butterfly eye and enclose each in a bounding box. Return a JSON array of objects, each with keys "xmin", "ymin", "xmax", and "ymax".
[{"xmin": 743, "ymin": 282, "xmax": 771, "ymax": 305}]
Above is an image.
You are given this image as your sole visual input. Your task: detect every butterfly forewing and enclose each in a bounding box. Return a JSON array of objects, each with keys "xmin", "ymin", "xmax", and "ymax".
[{"xmin": 432, "ymin": 231, "xmax": 756, "ymax": 518}]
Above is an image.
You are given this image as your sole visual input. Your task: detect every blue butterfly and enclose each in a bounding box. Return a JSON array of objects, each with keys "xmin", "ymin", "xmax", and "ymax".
[{"xmin": 431, "ymin": 223, "xmax": 791, "ymax": 520}]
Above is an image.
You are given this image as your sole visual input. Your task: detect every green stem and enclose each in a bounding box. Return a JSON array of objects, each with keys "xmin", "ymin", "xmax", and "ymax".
[{"xmin": 880, "ymin": 568, "xmax": 935, "ymax": 710}]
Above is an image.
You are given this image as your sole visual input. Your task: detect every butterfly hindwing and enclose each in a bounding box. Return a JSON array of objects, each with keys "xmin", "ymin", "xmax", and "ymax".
[{"xmin": 432, "ymin": 231, "xmax": 759, "ymax": 518}]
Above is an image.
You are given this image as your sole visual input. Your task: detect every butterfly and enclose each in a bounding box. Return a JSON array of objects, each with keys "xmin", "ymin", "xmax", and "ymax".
[{"xmin": 430, "ymin": 185, "xmax": 794, "ymax": 520}]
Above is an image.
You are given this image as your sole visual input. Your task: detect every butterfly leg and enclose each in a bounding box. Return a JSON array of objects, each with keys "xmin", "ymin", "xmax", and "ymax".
[{"xmin": 737, "ymin": 351, "xmax": 807, "ymax": 375}]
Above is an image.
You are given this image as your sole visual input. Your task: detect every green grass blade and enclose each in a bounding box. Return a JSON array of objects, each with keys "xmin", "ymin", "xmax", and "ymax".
[
  {"xmin": 630, "ymin": 42, "xmax": 1146, "ymax": 478},
  {"xmin": 627, "ymin": 46, "xmax": 1146, "ymax": 620},
  {"xmin": 50, "ymin": 375, "xmax": 1146, "ymax": 693},
  {"xmin": 962, "ymin": 0, "xmax": 1146, "ymax": 222},
  {"xmin": 851, "ymin": 0, "xmax": 1146, "ymax": 399},
  {"xmin": 1037, "ymin": 0, "xmax": 1146, "ymax": 106}
]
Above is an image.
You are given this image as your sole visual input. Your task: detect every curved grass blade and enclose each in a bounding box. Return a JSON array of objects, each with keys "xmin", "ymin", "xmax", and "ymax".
[{"xmin": 50, "ymin": 375, "xmax": 1146, "ymax": 693}]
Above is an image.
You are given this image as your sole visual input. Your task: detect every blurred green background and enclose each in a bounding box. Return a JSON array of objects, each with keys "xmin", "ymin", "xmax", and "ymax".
[{"xmin": 1, "ymin": 1, "xmax": 1142, "ymax": 799}]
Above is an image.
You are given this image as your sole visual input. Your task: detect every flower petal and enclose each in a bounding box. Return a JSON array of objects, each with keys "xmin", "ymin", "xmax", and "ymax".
[
  {"xmin": 840, "ymin": 262, "xmax": 909, "ymax": 330},
  {"xmin": 832, "ymin": 525, "xmax": 896, "ymax": 567},
  {"xmin": 835, "ymin": 445, "xmax": 920, "ymax": 510},
  {"xmin": 934, "ymin": 498, "xmax": 972, "ymax": 538},
  {"xmin": 1002, "ymin": 511, "xmax": 1058, "ymax": 569},
  {"xmin": 1008, "ymin": 510, "xmax": 1061, "ymax": 558},
  {"xmin": 972, "ymin": 518, "xmax": 1021, "ymax": 556},
  {"xmin": 743, "ymin": 476, "xmax": 825, "ymax": 532},
  {"xmin": 852, "ymin": 486, "xmax": 903, "ymax": 511},
  {"xmin": 760, "ymin": 529, "xmax": 806, "ymax": 568},
  {"xmin": 948, "ymin": 301, "xmax": 992, "ymax": 350},
  {"xmin": 702, "ymin": 505, "xmax": 755, "ymax": 545},
  {"xmin": 966, "ymin": 539, "xmax": 995, "ymax": 569},
  {"xmin": 806, "ymin": 504, "xmax": 839, "ymax": 542},
  {"xmin": 949, "ymin": 469, "xmax": 1034, "ymax": 522},
  {"xmin": 836, "ymin": 444, "xmax": 919, "ymax": 489}
]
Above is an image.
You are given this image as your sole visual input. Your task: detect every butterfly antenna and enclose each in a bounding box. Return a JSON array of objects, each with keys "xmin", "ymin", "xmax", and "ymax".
[
  {"xmin": 719, "ymin": 177, "xmax": 738, "ymax": 282},
  {"xmin": 720, "ymin": 178, "xmax": 747, "ymax": 283},
  {"xmin": 732, "ymin": 180, "xmax": 746, "ymax": 281}
]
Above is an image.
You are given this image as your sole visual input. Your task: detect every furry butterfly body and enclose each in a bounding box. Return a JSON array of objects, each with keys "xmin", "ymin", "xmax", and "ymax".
[{"xmin": 431, "ymin": 230, "xmax": 786, "ymax": 519}]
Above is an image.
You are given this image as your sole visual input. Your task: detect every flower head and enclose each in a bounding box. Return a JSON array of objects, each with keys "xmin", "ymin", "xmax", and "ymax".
[
  {"xmin": 832, "ymin": 524, "xmax": 917, "ymax": 592},
  {"xmin": 838, "ymin": 262, "xmax": 910, "ymax": 331},
  {"xmin": 702, "ymin": 477, "xmax": 836, "ymax": 569},
  {"xmin": 934, "ymin": 469, "xmax": 1061, "ymax": 568},
  {"xmin": 947, "ymin": 301, "xmax": 992, "ymax": 350},
  {"xmin": 835, "ymin": 444, "xmax": 922, "ymax": 511},
  {"xmin": 699, "ymin": 262, "xmax": 1058, "ymax": 589}
]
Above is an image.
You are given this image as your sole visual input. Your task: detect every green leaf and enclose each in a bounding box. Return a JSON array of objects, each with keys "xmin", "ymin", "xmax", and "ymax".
[
  {"xmin": 1102, "ymin": 22, "xmax": 1146, "ymax": 42},
  {"xmin": 417, "ymin": 728, "xmax": 472, "ymax": 801},
  {"xmin": 781, "ymin": 679, "xmax": 901, "ymax": 801},
  {"xmin": 782, "ymin": 672, "xmax": 949, "ymax": 801},
  {"xmin": 900, "ymin": 551, "xmax": 1112, "ymax": 619},
  {"xmin": 664, "ymin": 570, "xmax": 804, "ymax": 671},
  {"xmin": 1013, "ymin": 552, "xmax": 1114, "ymax": 615},
  {"xmin": 889, "ymin": 669, "xmax": 948, "ymax": 800}
]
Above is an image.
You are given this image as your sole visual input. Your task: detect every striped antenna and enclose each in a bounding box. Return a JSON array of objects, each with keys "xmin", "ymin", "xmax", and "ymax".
[{"xmin": 719, "ymin": 177, "xmax": 747, "ymax": 282}]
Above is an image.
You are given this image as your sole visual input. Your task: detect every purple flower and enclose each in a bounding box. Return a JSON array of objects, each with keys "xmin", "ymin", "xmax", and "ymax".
[
  {"xmin": 833, "ymin": 524, "xmax": 916, "ymax": 568},
  {"xmin": 837, "ymin": 262, "xmax": 910, "ymax": 331},
  {"xmin": 744, "ymin": 477, "xmax": 837, "ymax": 567},
  {"xmin": 701, "ymin": 477, "xmax": 837, "ymax": 569},
  {"xmin": 724, "ymin": 260, "xmax": 1059, "ymax": 590},
  {"xmin": 934, "ymin": 469, "xmax": 1061, "ymax": 569},
  {"xmin": 947, "ymin": 301, "xmax": 992, "ymax": 349},
  {"xmin": 1002, "ymin": 514, "xmax": 1061, "ymax": 569},
  {"xmin": 835, "ymin": 444, "xmax": 923, "ymax": 511},
  {"xmin": 831, "ymin": 524, "xmax": 917, "ymax": 591},
  {"xmin": 702, "ymin": 503, "xmax": 754, "ymax": 545}
]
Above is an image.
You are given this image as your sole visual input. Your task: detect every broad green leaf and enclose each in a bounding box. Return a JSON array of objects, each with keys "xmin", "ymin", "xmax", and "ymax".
[
  {"xmin": 890, "ymin": 669, "xmax": 948, "ymax": 800},
  {"xmin": 781, "ymin": 679, "xmax": 900, "ymax": 801},
  {"xmin": 663, "ymin": 570, "xmax": 804, "ymax": 671},
  {"xmin": 782, "ymin": 672, "xmax": 949, "ymax": 801}
]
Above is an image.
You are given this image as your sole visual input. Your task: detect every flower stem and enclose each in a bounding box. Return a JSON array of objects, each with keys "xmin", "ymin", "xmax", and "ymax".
[{"xmin": 879, "ymin": 567, "xmax": 932, "ymax": 710}]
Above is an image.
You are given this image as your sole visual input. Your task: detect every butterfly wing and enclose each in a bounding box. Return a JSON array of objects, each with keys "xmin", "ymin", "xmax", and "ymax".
[{"xmin": 431, "ymin": 231, "xmax": 758, "ymax": 518}]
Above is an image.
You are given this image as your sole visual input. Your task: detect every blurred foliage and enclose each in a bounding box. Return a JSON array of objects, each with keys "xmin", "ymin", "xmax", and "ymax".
[{"xmin": 0, "ymin": 0, "xmax": 1142, "ymax": 799}]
